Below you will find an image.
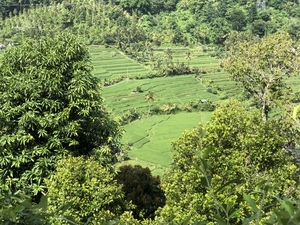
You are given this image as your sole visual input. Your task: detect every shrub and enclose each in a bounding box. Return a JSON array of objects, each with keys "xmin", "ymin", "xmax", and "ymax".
[
  {"xmin": 46, "ymin": 156, "xmax": 129, "ymax": 225},
  {"xmin": 116, "ymin": 165, "xmax": 166, "ymax": 220}
]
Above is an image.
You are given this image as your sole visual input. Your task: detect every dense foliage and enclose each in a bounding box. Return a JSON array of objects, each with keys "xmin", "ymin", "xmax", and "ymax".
[
  {"xmin": 116, "ymin": 165, "xmax": 166, "ymax": 220},
  {"xmin": 0, "ymin": 34, "xmax": 121, "ymax": 197},
  {"xmin": 1, "ymin": 0, "xmax": 300, "ymax": 48},
  {"xmin": 158, "ymin": 101, "xmax": 300, "ymax": 224},
  {"xmin": 222, "ymin": 32, "xmax": 300, "ymax": 121},
  {"xmin": 46, "ymin": 156, "xmax": 128, "ymax": 224}
]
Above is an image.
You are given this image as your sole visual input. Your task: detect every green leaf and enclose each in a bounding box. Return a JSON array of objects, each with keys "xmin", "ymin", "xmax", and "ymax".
[
  {"xmin": 63, "ymin": 215, "xmax": 78, "ymax": 225},
  {"xmin": 199, "ymin": 158, "xmax": 209, "ymax": 171},
  {"xmin": 192, "ymin": 220, "xmax": 207, "ymax": 225},
  {"xmin": 229, "ymin": 208, "xmax": 241, "ymax": 219},
  {"xmin": 202, "ymin": 147, "xmax": 214, "ymax": 159},
  {"xmin": 274, "ymin": 208, "xmax": 290, "ymax": 220},
  {"xmin": 105, "ymin": 221, "xmax": 117, "ymax": 225},
  {"xmin": 14, "ymin": 204, "xmax": 25, "ymax": 212},
  {"xmin": 37, "ymin": 195, "xmax": 48, "ymax": 211},
  {"xmin": 216, "ymin": 179, "xmax": 239, "ymax": 193},
  {"xmin": 243, "ymin": 212, "xmax": 259, "ymax": 225},
  {"xmin": 20, "ymin": 199, "xmax": 32, "ymax": 209},
  {"xmin": 243, "ymin": 193, "xmax": 258, "ymax": 213},
  {"xmin": 290, "ymin": 210, "xmax": 300, "ymax": 224},
  {"xmin": 281, "ymin": 198, "xmax": 294, "ymax": 217},
  {"xmin": 181, "ymin": 214, "xmax": 192, "ymax": 225},
  {"xmin": 263, "ymin": 213, "xmax": 276, "ymax": 225},
  {"xmin": 54, "ymin": 202, "xmax": 73, "ymax": 214},
  {"xmin": 293, "ymin": 104, "xmax": 300, "ymax": 120},
  {"xmin": 200, "ymin": 176, "xmax": 211, "ymax": 188},
  {"xmin": 213, "ymin": 213, "xmax": 227, "ymax": 225}
]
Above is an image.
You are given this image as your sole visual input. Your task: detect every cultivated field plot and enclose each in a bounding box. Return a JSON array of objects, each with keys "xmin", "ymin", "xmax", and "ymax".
[
  {"xmin": 151, "ymin": 48, "xmax": 243, "ymax": 97},
  {"xmin": 95, "ymin": 46, "xmax": 243, "ymax": 114},
  {"xmin": 152, "ymin": 47, "xmax": 220, "ymax": 69},
  {"xmin": 102, "ymin": 75, "xmax": 219, "ymax": 116},
  {"xmin": 120, "ymin": 112, "xmax": 212, "ymax": 176},
  {"xmin": 89, "ymin": 46, "xmax": 151, "ymax": 81}
]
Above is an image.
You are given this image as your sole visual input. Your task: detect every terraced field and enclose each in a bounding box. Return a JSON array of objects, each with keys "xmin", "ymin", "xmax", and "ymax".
[
  {"xmin": 90, "ymin": 46, "xmax": 242, "ymax": 114},
  {"xmin": 88, "ymin": 45, "xmax": 243, "ymax": 175},
  {"xmin": 102, "ymin": 75, "xmax": 219, "ymax": 116},
  {"xmin": 90, "ymin": 46, "xmax": 151, "ymax": 81},
  {"xmin": 120, "ymin": 112, "xmax": 212, "ymax": 176},
  {"xmin": 151, "ymin": 47, "xmax": 220, "ymax": 68}
]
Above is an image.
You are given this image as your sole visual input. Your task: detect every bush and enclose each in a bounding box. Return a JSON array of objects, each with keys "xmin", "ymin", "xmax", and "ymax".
[
  {"xmin": 116, "ymin": 165, "xmax": 166, "ymax": 220},
  {"xmin": 46, "ymin": 156, "xmax": 129, "ymax": 225},
  {"xmin": 197, "ymin": 100, "xmax": 216, "ymax": 111}
]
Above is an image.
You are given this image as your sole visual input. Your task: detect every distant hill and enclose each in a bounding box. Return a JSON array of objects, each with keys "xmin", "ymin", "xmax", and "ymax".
[{"xmin": 0, "ymin": 0, "xmax": 299, "ymax": 47}]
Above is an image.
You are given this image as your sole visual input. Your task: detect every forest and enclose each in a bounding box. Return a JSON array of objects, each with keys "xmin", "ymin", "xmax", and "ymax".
[{"xmin": 1, "ymin": 0, "xmax": 300, "ymax": 224}]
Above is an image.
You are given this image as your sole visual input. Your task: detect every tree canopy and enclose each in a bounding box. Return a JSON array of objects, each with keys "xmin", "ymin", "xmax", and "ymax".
[
  {"xmin": 46, "ymin": 156, "xmax": 128, "ymax": 224},
  {"xmin": 158, "ymin": 101, "xmax": 300, "ymax": 224},
  {"xmin": 222, "ymin": 32, "xmax": 300, "ymax": 120},
  {"xmin": 0, "ymin": 34, "xmax": 121, "ymax": 196}
]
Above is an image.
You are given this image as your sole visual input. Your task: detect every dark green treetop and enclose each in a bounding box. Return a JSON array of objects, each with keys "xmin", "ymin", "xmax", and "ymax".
[{"xmin": 0, "ymin": 33, "xmax": 121, "ymax": 196}]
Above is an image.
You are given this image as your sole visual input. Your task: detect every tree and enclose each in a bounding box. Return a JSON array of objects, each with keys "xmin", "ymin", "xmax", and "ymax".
[
  {"xmin": 145, "ymin": 91, "xmax": 156, "ymax": 117},
  {"xmin": 229, "ymin": 9, "xmax": 247, "ymax": 31},
  {"xmin": 185, "ymin": 50, "xmax": 192, "ymax": 66},
  {"xmin": 116, "ymin": 165, "xmax": 166, "ymax": 220},
  {"xmin": 251, "ymin": 19, "xmax": 267, "ymax": 37},
  {"xmin": 120, "ymin": 0, "xmax": 152, "ymax": 15},
  {"xmin": 46, "ymin": 156, "xmax": 128, "ymax": 225},
  {"xmin": 221, "ymin": 32, "xmax": 300, "ymax": 121},
  {"xmin": 0, "ymin": 34, "xmax": 121, "ymax": 197},
  {"xmin": 157, "ymin": 101, "xmax": 300, "ymax": 224}
]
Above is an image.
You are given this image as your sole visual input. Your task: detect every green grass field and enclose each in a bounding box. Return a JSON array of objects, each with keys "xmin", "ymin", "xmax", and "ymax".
[
  {"xmin": 120, "ymin": 112, "xmax": 212, "ymax": 176},
  {"xmin": 102, "ymin": 75, "xmax": 220, "ymax": 115},
  {"xmin": 90, "ymin": 46, "xmax": 151, "ymax": 81}
]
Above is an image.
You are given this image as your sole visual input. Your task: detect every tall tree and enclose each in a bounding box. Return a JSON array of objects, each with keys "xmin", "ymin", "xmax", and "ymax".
[
  {"xmin": 158, "ymin": 101, "xmax": 300, "ymax": 224},
  {"xmin": 0, "ymin": 33, "xmax": 121, "ymax": 197},
  {"xmin": 221, "ymin": 32, "xmax": 300, "ymax": 121},
  {"xmin": 229, "ymin": 9, "xmax": 247, "ymax": 31}
]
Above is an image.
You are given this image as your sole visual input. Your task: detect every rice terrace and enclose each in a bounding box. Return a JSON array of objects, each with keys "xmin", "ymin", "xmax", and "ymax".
[
  {"xmin": 89, "ymin": 45, "xmax": 244, "ymax": 175},
  {"xmin": 89, "ymin": 44, "xmax": 300, "ymax": 176}
]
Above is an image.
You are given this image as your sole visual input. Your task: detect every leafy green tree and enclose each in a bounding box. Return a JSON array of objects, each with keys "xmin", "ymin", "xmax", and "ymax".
[
  {"xmin": 157, "ymin": 100, "xmax": 300, "ymax": 224},
  {"xmin": 116, "ymin": 165, "xmax": 166, "ymax": 220},
  {"xmin": 145, "ymin": 91, "xmax": 156, "ymax": 117},
  {"xmin": 229, "ymin": 9, "xmax": 247, "ymax": 31},
  {"xmin": 211, "ymin": 18, "xmax": 231, "ymax": 45},
  {"xmin": 0, "ymin": 34, "xmax": 121, "ymax": 197},
  {"xmin": 0, "ymin": 193, "xmax": 77, "ymax": 225},
  {"xmin": 120, "ymin": 0, "xmax": 152, "ymax": 15},
  {"xmin": 224, "ymin": 31, "xmax": 259, "ymax": 51},
  {"xmin": 251, "ymin": 19, "xmax": 267, "ymax": 37},
  {"xmin": 247, "ymin": 3, "xmax": 258, "ymax": 23},
  {"xmin": 46, "ymin": 156, "xmax": 128, "ymax": 225},
  {"xmin": 222, "ymin": 32, "xmax": 300, "ymax": 121}
]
